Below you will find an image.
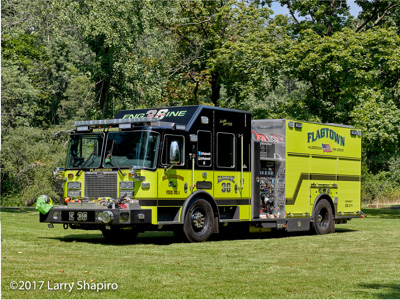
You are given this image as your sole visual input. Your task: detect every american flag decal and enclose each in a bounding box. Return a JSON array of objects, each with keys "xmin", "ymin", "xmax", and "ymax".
[{"xmin": 322, "ymin": 144, "xmax": 332, "ymax": 152}]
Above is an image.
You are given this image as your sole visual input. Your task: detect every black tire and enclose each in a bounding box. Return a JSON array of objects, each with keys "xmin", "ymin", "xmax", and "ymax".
[
  {"xmin": 312, "ymin": 199, "xmax": 335, "ymax": 235},
  {"xmin": 183, "ymin": 199, "xmax": 214, "ymax": 242},
  {"xmin": 101, "ymin": 227, "xmax": 138, "ymax": 243}
]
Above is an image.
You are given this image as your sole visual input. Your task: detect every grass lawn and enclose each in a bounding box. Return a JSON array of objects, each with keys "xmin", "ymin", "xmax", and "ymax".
[{"xmin": 1, "ymin": 208, "xmax": 400, "ymax": 299}]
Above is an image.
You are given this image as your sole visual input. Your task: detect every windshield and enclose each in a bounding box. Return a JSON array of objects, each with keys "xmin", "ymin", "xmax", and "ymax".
[
  {"xmin": 104, "ymin": 131, "xmax": 160, "ymax": 169},
  {"xmin": 67, "ymin": 133, "xmax": 104, "ymax": 168}
]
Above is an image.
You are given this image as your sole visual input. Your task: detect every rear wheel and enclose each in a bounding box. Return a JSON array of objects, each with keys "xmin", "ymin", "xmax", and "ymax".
[
  {"xmin": 101, "ymin": 226, "xmax": 138, "ymax": 243},
  {"xmin": 183, "ymin": 199, "xmax": 214, "ymax": 242},
  {"xmin": 312, "ymin": 199, "xmax": 335, "ymax": 235}
]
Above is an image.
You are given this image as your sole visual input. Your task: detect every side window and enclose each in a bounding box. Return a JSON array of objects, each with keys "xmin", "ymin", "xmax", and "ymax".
[
  {"xmin": 162, "ymin": 135, "xmax": 185, "ymax": 166},
  {"xmin": 197, "ymin": 131, "xmax": 212, "ymax": 167},
  {"xmin": 217, "ymin": 133, "xmax": 235, "ymax": 168}
]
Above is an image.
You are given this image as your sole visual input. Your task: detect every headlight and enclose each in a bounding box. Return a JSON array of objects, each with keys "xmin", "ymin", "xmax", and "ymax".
[
  {"xmin": 53, "ymin": 167, "xmax": 64, "ymax": 176},
  {"xmin": 119, "ymin": 191, "xmax": 134, "ymax": 198},
  {"xmin": 120, "ymin": 212, "xmax": 130, "ymax": 223},
  {"xmin": 129, "ymin": 165, "xmax": 140, "ymax": 174},
  {"xmin": 53, "ymin": 211, "xmax": 60, "ymax": 220},
  {"xmin": 119, "ymin": 181, "xmax": 134, "ymax": 189},
  {"xmin": 98, "ymin": 211, "xmax": 113, "ymax": 224},
  {"xmin": 67, "ymin": 190, "xmax": 81, "ymax": 198},
  {"xmin": 67, "ymin": 181, "xmax": 81, "ymax": 189}
]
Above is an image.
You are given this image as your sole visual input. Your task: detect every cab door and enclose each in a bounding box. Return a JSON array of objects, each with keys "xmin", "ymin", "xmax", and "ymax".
[
  {"xmin": 195, "ymin": 130, "xmax": 214, "ymax": 194},
  {"xmin": 157, "ymin": 134, "xmax": 190, "ymax": 204},
  {"xmin": 214, "ymin": 132, "xmax": 238, "ymax": 199}
]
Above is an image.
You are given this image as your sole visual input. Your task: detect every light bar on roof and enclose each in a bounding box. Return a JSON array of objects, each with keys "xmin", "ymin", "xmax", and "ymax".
[
  {"xmin": 76, "ymin": 125, "xmax": 89, "ymax": 132},
  {"xmin": 73, "ymin": 117, "xmax": 159, "ymax": 127},
  {"xmin": 119, "ymin": 123, "xmax": 132, "ymax": 129}
]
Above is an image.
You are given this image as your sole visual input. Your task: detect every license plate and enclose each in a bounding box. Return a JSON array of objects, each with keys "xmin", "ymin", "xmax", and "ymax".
[{"xmin": 62, "ymin": 211, "xmax": 95, "ymax": 222}]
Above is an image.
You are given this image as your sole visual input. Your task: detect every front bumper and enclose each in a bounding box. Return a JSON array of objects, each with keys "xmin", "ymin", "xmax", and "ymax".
[{"xmin": 40, "ymin": 205, "xmax": 152, "ymax": 226}]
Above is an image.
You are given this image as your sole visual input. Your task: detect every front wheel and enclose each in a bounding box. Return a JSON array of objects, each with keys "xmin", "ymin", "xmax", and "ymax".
[
  {"xmin": 312, "ymin": 199, "xmax": 335, "ymax": 235},
  {"xmin": 183, "ymin": 199, "xmax": 214, "ymax": 242}
]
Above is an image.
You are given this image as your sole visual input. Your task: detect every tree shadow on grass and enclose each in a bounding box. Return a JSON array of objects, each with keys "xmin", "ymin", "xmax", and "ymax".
[
  {"xmin": 359, "ymin": 283, "xmax": 400, "ymax": 299},
  {"xmin": 0, "ymin": 207, "xmax": 36, "ymax": 214},
  {"xmin": 362, "ymin": 208, "xmax": 400, "ymax": 219}
]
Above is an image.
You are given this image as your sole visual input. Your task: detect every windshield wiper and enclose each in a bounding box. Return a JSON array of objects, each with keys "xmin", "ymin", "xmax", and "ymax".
[
  {"xmin": 105, "ymin": 140, "xmax": 126, "ymax": 176},
  {"xmin": 106, "ymin": 151, "xmax": 126, "ymax": 176},
  {"xmin": 77, "ymin": 152, "xmax": 95, "ymax": 176}
]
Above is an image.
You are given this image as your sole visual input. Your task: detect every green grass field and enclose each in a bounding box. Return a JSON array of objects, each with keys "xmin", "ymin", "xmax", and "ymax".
[{"xmin": 1, "ymin": 208, "xmax": 400, "ymax": 299}]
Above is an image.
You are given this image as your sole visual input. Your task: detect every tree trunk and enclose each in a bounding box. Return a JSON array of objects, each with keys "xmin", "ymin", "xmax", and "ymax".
[
  {"xmin": 101, "ymin": 80, "xmax": 110, "ymax": 118},
  {"xmin": 210, "ymin": 72, "xmax": 220, "ymax": 106},
  {"xmin": 96, "ymin": 79, "xmax": 110, "ymax": 118}
]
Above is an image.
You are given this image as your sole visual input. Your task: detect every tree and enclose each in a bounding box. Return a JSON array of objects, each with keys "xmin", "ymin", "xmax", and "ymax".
[
  {"xmin": 1, "ymin": 0, "xmax": 94, "ymax": 128},
  {"xmin": 279, "ymin": 0, "xmax": 353, "ymax": 36},
  {"xmin": 210, "ymin": 4, "xmax": 287, "ymax": 110},
  {"xmin": 158, "ymin": 0, "xmax": 230, "ymax": 106},
  {"xmin": 1, "ymin": 127, "xmax": 67, "ymax": 206},
  {"xmin": 1, "ymin": 59, "xmax": 39, "ymax": 129},
  {"xmin": 284, "ymin": 28, "xmax": 400, "ymax": 122},
  {"xmin": 351, "ymin": 90, "xmax": 400, "ymax": 173},
  {"xmin": 355, "ymin": 0, "xmax": 399, "ymax": 33},
  {"xmin": 75, "ymin": 0, "xmax": 171, "ymax": 117}
]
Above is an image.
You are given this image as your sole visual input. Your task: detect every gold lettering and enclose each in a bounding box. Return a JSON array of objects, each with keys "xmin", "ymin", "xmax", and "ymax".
[
  {"xmin": 220, "ymin": 119, "xmax": 233, "ymax": 126},
  {"xmin": 89, "ymin": 168, "xmax": 112, "ymax": 172},
  {"xmin": 162, "ymin": 174, "xmax": 185, "ymax": 181}
]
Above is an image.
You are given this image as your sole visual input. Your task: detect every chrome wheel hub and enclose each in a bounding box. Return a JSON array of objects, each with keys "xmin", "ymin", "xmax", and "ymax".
[{"xmin": 192, "ymin": 211, "xmax": 205, "ymax": 229}]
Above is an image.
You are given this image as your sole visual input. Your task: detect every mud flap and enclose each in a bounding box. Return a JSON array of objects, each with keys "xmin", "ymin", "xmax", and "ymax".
[{"xmin": 213, "ymin": 216, "xmax": 219, "ymax": 233}]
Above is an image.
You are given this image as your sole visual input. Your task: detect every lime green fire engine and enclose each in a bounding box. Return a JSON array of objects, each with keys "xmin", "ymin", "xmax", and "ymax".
[{"xmin": 38, "ymin": 105, "xmax": 363, "ymax": 242}]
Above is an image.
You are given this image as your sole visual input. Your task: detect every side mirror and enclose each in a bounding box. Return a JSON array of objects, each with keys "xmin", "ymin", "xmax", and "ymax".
[
  {"xmin": 53, "ymin": 167, "xmax": 65, "ymax": 180},
  {"xmin": 52, "ymin": 130, "xmax": 71, "ymax": 140},
  {"xmin": 169, "ymin": 141, "xmax": 180, "ymax": 164}
]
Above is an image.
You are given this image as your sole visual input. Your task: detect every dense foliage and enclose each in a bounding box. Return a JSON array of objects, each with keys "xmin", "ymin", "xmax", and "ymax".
[{"xmin": 2, "ymin": 0, "xmax": 400, "ymax": 205}]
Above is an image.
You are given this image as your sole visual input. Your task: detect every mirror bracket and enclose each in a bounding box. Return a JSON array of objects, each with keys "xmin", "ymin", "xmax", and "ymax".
[{"xmin": 164, "ymin": 163, "xmax": 177, "ymax": 174}]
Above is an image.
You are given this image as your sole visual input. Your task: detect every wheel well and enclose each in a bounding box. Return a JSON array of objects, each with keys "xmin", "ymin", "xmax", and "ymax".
[
  {"xmin": 181, "ymin": 191, "xmax": 219, "ymax": 222},
  {"xmin": 312, "ymin": 194, "xmax": 335, "ymax": 219}
]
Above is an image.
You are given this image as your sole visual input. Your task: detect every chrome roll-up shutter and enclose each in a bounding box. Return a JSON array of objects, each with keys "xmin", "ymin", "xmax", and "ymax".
[{"xmin": 84, "ymin": 172, "xmax": 118, "ymax": 198}]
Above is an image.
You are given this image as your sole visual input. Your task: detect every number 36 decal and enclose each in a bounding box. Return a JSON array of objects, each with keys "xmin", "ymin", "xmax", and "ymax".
[{"xmin": 221, "ymin": 183, "xmax": 231, "ymax": 193}]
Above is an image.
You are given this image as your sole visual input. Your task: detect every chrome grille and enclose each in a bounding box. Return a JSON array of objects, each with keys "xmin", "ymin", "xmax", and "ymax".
[{"xmin": 85, "ymin": 172, "xmax": 118, "ymax": 198}]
